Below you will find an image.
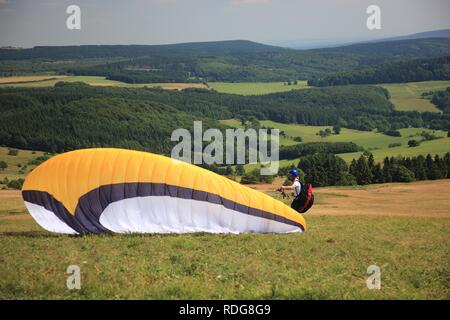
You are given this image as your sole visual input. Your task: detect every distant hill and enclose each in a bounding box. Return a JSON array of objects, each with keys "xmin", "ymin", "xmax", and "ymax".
[
  {"xmin": 0, "ymin": 40, "xmax": 285, "ymax": 60},
  {"xmin": 372, "ymin": 29, "xmax": 450, "ymax": 43},
  {"xmin": 1, "ymin": 38, "xmax": 450, "ymax": 82},
  {"xmin": 312, "ymin": 38, "xmax": 450, "ymax": 64},
  {"xmin": 283, "ymin": 29, "xmax": 450, "ymax": 49}
]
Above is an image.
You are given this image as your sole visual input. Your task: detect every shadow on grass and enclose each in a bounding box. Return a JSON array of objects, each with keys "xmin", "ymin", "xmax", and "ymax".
[
  {"xmin": 0, "ymin": 230, "xmax": 69, "ymax": 238},
  {"xmin": 0, "ymin": 230, "xmax": 237, "ymax": 239},
  {"xmin": 0, "ymin": 230, "xmax": 289, "ymax": 240}
]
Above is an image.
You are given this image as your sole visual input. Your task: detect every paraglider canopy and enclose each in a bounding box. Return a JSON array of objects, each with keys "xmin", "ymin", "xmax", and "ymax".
[{"xmin": 22, "ymin": 148, "xmax": 306, "ymax": 234}]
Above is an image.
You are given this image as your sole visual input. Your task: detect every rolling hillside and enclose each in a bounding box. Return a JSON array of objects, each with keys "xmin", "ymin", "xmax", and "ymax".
[
  {"xmin": 1, "ymin": 83, "xmax": 450, "ymax": 156},
  {"xmin": 220, "ymin": 119, "xmax": 450, "ymax": 173},
  {"xmin": 0, "ymin": 40, "xmax": 283, "ymax": 60},
  {"xmin": 371, "ymin": 29, "xmax": 450, "ymax": 43},
  {"xmin": 0, "ymin": 85, "xmax": 226, "ymax": 154},
  {"xmin": 2, "ymin": 38, "xmax": 450, "ymax": 82}
]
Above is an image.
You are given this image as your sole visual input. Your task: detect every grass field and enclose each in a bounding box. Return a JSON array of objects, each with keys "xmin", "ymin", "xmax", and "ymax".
[
  {"xmin": 337, "ymin": 137, "xmax": 450, "ymax": 163},
  {"xmin": 219, "ymin": 119, "xmax": 450, "ymax": 171},
  {"xmin": 208, "ymin": 81, "xmax": 309, "ymax": 95},
  {"xmin": 1, "ymin": 179, "xmax": 449, "ymax": 299},
  {"xmin": 0, "ymin": 75, "xmax": 209, "ymax": 90},
  {"xmin": 379, "ymin": 80, "xmax": 450, "ymax": 113},
  {"xmin": 0, "ymin": 190, "xmax": 27, "ymax": 216},
  {"xmin": 259, "ymin": 120, "xmax": 449, "ymax": 149},
  {"xmin": 0, "ymin": 147, "xmax": 47, "ymax": 183},
  {"xmin": 244, "ymin": 139, "xmax": 450, "ymax": 172}
]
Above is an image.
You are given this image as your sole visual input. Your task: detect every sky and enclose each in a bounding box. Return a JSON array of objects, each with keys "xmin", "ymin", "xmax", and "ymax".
[{"xmin": 0, "ymin": 0, "xmax": 449, "ymax": 48}]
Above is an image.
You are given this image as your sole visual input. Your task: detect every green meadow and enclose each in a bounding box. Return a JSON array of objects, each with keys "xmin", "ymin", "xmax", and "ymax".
[
  {"xmin": 208, "ymin": 81, "xmax": 309, "ymax": 95},
  {"xmin": 338, "ymin": 137, "xmax": 450, "ymax": 163},
  {"xmin": 219, "ymin": 120, "xmax": 450, "ymax": 171},
  {"xmin": 222, "ymin": 120, "xmax": 448, "ymax": 148},
  {"xmin": 1, "ymin": 212, "xmax": 448, "ymax": 299},
  {"xmin": 379, "ymin": 80, "xmax": 450, "ymax": 113},
  {"xmin": 260, "ymin": 121, "xmax": 448, "ymax": 148}
]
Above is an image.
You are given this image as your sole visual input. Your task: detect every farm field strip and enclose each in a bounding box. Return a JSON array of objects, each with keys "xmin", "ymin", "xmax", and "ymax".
[
  {"xmin": 0, "ymin": 75, "xmax": 209, "ymax": 90},
  {"xmin": 379, "ymin": 80, "xmax": 450, "ymax": 113},
  {"xmin": 0, "ymin": 75, "xmax": 69, "ymax": 84},
  {"xmin": 208, "ymin": 81, "xmax": 309, "ymax": 95}
]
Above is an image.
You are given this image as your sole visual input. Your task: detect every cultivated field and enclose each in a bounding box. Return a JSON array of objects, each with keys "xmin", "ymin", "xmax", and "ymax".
[
  {"xmin": 379, "ymin": 80, "xmax": 450, "ymax": 113},
  {"xmin": 0, "ymin": 75, "xmax": 209, "ymax": 90},
  {"xmin": 208, "ymin": 81, "xmax": 309, "ymax": 95},
  {"xmin": 1, "ymin": 179, "xmax": 449, "ymax": 299},
  {"xmin": 0, "ymin": 75, "xmax": 68, "ymax": 84}
]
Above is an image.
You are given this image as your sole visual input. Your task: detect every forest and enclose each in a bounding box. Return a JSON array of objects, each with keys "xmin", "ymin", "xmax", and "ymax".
[
  {"xmin": 299, "ymin": 152, "xmax": 450, "ymax": 187},
  {"xmin": 279, "ymin": 142, "xmax": 362, "ymax": 160},
  {"xmin": 308, "ymin": 56, "xmax": 450, "ymax": 86},
  {"xmin": 0, "ymin": 85, "xmax": 225, "ymax": 153},
  {"xmin": 237, "ymin": 152, "xmax": 450, "ymax": 187},
  {"xmin": 1, "ymin": 84, "xmax": 450, "ymax": 155},
  {"xmin": 430, "ymin": 86, "xmax": 450, "ymax": 113}
]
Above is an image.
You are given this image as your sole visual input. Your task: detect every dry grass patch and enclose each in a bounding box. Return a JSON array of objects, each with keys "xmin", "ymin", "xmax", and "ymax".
[{"xmin": 0, "ymin": 75, "xmax": 68, "ymax": 84}]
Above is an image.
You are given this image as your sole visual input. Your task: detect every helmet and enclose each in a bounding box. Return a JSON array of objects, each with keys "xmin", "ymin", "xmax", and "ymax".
[{"xmin": 289, "ymin": 169, "xmax": 298, "ymax": 177}]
